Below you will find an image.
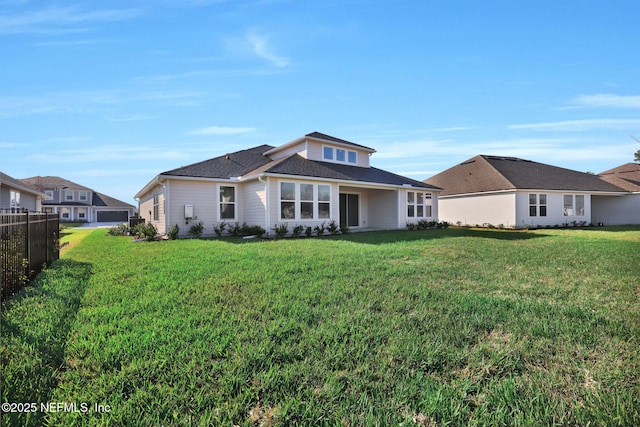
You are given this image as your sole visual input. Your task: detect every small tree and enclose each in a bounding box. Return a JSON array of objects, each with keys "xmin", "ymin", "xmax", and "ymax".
[{"xmin": 633, "ymin": 135, "xmax": 640, "ymax": 162}]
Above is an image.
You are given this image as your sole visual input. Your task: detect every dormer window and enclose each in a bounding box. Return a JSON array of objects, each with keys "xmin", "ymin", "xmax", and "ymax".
[{"xmin": 323, "ymin": 145, "xmax": 357, "ymax": 165}]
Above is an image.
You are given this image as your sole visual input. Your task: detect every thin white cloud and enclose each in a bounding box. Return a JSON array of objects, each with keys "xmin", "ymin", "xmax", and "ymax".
[
  {"xmin": 245, "ymin": 31, "xmax": 290, "ymax": 67},
  {"xmin": 0, "ymin": 5, "xmax": 141, "ymax": 35},
  {"xmin": 187, "ymin": 126, "xmax": 256, "ymax": 136},
  {"xmin": 509, "ymin": 118, "xmax": 640, "ymax": 132},
  {"xmin": 29, "ymin": 145, "xmax": 191, "ymax": 163},
  {"xmin": 570, "ymin": 94, "xmax": 640, "ymax": 109}
]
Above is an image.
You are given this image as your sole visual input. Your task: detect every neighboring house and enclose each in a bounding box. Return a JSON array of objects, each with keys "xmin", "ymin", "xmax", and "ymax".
[
  {"xmin": 594, "ymin": 163, "xmax": 640, "ymax": 225},
  {"xmin": 0, "ymin": 171, "xmax": 48, "ymax": 212},
  {"xmin": 135, "ymin": 132, "xmax": 441, "ymax": 237},
  {"xmin": 20, "ymin": 176, "xmax": 136, "ymax": 222},
  {"xmin": 424, "ymin": 155, "xmax": 635, "ymax": 228}
]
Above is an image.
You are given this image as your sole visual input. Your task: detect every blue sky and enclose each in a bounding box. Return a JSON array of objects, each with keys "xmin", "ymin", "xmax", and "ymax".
[{"xmin": 1, "ymin": 0, "xmax": 639, "ymax": 205}]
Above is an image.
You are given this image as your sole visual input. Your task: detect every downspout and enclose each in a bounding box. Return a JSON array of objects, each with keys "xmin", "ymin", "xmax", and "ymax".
[
  {"xmin": 258, "ymin": 175, "xmax": 269, "ymax": 235},
  {"xmin": 156, "ymin": 176, "xmax": 167, "ymax": 232}
]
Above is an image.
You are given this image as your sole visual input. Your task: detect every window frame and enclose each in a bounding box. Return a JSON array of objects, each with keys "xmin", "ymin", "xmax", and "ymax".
[
  {"xmin": 65, "ymin": 191, "xmax": 74, "ymax": 201},
  {"xmin": 279, "ymin": 181, "xmax": 332, "ymax": 221},
  {"xmin": 529, "ymin": 193, "xmax": 547, "ymax": 217},
  {"xmin": 79, "ymin": 191, "xmax": 88, "ymax": 202},
  {"xmin": 219, "ymin": 185, "xmax": 237, "ymax": 221},
  {"xmin": 563, "ymin": 194, "xmax": 585, "ymax": 217},
  {"xmin": 10, "ymin": 190, "xmax": 20, "ymax": 208},
  {"xmin": 152, "ymin": 193, "xmax": 159, "ymax": 221},
  {"xmin": 407, "ymin": 191, "xmax": 433, "ymax": 219},
  {"xmin": 322, "ymin": 145, "xmax": 358, "ymax": 165}
]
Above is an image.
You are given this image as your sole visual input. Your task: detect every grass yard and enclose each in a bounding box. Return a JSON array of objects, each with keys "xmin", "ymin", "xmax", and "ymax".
[{"xmin": 1, "ymin": 227, "xmax": 639, "ymax": 426}]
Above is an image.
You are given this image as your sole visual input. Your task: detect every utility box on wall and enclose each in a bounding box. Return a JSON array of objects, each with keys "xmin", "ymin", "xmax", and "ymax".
[{"xmin": 184, "ymin": 204, "xmax": 193, "ymax": 220}]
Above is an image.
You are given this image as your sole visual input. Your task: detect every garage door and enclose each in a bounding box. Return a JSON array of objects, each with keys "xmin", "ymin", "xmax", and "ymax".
[{"xmin": 97, "ymin": 211, "xmax": 129, "ymax": 222}]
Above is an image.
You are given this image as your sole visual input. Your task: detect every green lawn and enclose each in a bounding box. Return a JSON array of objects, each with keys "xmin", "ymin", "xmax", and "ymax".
[{"xmin": 2, "ymin": 227, "xmax": 639, "ymax": 426}]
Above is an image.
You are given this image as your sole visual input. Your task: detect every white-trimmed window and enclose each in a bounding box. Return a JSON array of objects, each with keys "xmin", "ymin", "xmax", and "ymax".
[
  {"xmin": 65, "ymin": 191, "xmax": 74, "ymax": 201},
  {"xmin": 529, "ymin": 194, "xmax": 547, "ymax": 217},
  {"xmin": 407, "ymin": 191, "xmax": 433, "ymax": 218},
  {"xmin": 322, "ymin": 145, "xmax": 357, "ymax": 165},
  {"xmin": 220, "ymin": 186, "xmax": 236, "ymax": 220},
  {"xmin": 61, "ymin": 207, "xmax": 70, "ymax": 219},
  {"xmin": 563, "ymin": 194, "xmax": 585, "ymax": 216},
  {"xmin": 280, "ymin": 182, "xmax": 332, "ymax": 220},
  {"xmin": 10, "ymin": 190, "xmax": 20, "ymax": 208},
  {"xmin": 45, "ymin": 190, "xmax": 54, "ymax": 199},
  {"xmin": 78, "ymin": 208, "xmax": 86, "ymax": 219},
  {"xmin": 79, "ymin": 191, "xmax": 88, "ymax": 202}
]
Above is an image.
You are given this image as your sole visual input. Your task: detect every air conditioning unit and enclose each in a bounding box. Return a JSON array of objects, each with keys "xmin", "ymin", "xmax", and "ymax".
[{"xmin": 184, "ymin": 204, "xmax": 193, "ymax": 219}]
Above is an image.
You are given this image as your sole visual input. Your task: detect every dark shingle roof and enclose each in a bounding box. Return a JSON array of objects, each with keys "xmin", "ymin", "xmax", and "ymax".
[
  {"xmin": 258, "ymin": 154, "xmax": 440, "ymax": 189},
  {"xmin": 20, "ymin": 176, "xmax": 93, "ymax": 192},
  {"xmin": 92, "ymin": 192, "xmax": 135, "ymax": 208},
  {"xmin": 1, "ymin": 172, "xmax": 46, "ymax": 196},
  {"xmin": 598, "ymin": 163, "xmax": 640, "ymax": 192},
  {"xmin": 161, "ymin": 145, "xmax": 275, "ymax": 178},
  {"xmin": 425, "ymin": 155, "xmax": 626, "ymax": 196}
]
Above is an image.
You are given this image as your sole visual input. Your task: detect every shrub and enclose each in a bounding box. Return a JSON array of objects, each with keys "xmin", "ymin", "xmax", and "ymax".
[
  {"xmin": 327, "ymin": 220, "xmax": 339, "ymax": 235},
  {"xmin": 188, "ymin": 221, "xmax": 204, "ymax": 238},
  {"xmin": 213, "ymin": 222, "xmax": 227, "ymax": 237},
  {"xmin": 133, "ymin": 222, "xmax": 158, "ymax": 241},
  {"xmin": 314, "ymin": 222, "xmax": 326, "ymax": 236},
  {"xmin": 305, "ymin": 226, "xmax": 313, "ymax": 237},
  {"xmin": 107, "ymin": 223, "xmax": 130, "ymax": 236},
  {"xmin": 292, "ymin": 225, "xmax": 304, "ymax": 238},
  {"xmin": 228, "ymin": 222, "xmax": 243, "ymax": 237},
  {"xmin": 340, "ymin": 224, "xmax": 350, "ymax": 234},
  {"xmin": 242, "ymin": 224, "xmax": 266, "ymax": 237},
  {"xmin": 273, "ymin": 223, "xmax": 288, "ymax": 238},
  {"xmin": 167, "ymin": 224, "xmax": 180, "ymax": 240}
]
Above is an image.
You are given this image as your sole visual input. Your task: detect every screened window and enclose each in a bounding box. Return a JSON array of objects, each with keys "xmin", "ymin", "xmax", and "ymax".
[
  {"xmin": 45, "ymin": 190, "xmax": 53, "ymax": 199},
  {"xmin": 153, "ymin": 193, "xmax": 159, "ymax": 221},
  {"xmin": 220, "ymin": 186, "xmax": 236, "ymax": 220},
  {"xmin": 539, "ymin": 194, "xmax": 547, "ymax": 216},
  {"xmin": 79, "ymin": 191, "xmax": 88, "ymax": 201},
  {"xmin": 575, "ymin": 195, "xmax": 584, "ymax": 216},
  {"xmin": 318, "ymin": 185, "xmax": 331, "ymax": 218},
  {"xmin": 65, "ymin": 191, "xmax": 74, "ymax": 201},
  {"xmin": 300, "ymin": 184, "xmax": 314, "ymax": 219}
]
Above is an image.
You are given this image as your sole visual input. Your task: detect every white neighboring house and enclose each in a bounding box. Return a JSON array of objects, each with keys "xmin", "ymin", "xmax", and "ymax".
[
  {"xmin": 424, "ymin": 155, "xmax": 637, "ymax": 228},
  {"xmin": 20, "ymin": 176, "xmax": 136, "ymax": 222},
  {"xmin": 135, "ymin": 132, "xmax": 442, "ymax": 237},
  {"xmin": 0, "ymin": 171, "xmax": 48, "ymax": 212},
  {"xmin": 594, "ymin": 163, "xmax": 640, "ymax": 225}
]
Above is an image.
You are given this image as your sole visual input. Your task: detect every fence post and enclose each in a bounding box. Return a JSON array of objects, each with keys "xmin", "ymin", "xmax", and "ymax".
[{"xmin": 25, "ymin": 212, "xmax": 30, "ymax": 272}]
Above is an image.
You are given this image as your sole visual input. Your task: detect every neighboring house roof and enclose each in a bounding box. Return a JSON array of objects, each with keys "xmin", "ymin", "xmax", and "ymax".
[
  {"xmin": 598, "ymin": 163, "xmax": 640, "ymax": 192},
  {"xmin": 20, "ymin": 176, "xmax": 135, "ymax": 208},
  {"xmin": 425, "ymin": 155, "xmax": 627, "ymax": 196},
  {"xmin": 21, "ymin": 176, "xmax": 94, "ymax": 192},
  {"xmin": 0, "ymin": 172, "xmax": 48, "ymax": 198},
  {"xmin": 161, "ymin": 145, "xmax": 276, "ymax": 178}
]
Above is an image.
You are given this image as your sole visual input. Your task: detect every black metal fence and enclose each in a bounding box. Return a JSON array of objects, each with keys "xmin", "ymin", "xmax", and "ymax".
[{"xmin": 1, "ymin": 212, "xmax": 60, "ymax": 300}]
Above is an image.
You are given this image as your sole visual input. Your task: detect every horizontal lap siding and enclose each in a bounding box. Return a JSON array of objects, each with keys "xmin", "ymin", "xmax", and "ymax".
[
  {"xmin": 168, "ymin": 180, "xmax": 217, "ymax": 237},
  {"xmin": 368, "ymin": 189, "xmax": 397, "ymax": 229},
  {"xmin": 439, "ymin": 192, "xmax": 516, "ymax": 227},
  {"xmin": 242, "ymin": 180, "xmax": 266, "ymax": 228},
  {"xmin": 516, "ymin": 192, "xmax": 592, "ymax": 228},
  {"xmin": 592, "ymin": 194, "xmax": 640, "ymax": 225}
]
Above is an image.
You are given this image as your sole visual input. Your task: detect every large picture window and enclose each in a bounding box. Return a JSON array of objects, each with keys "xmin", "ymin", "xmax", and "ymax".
[
  {"xmin": 220, "ymin": 186, "xmax": 236, "ymax": 220},
  {"xmin": 407, "ymin": 191, "xmax": 433, "ymax": 218},
  {"xmin": 563, "ymin": 194, "xmax": 585, "ymax": 217},
  {"xmin": 280, "ymin": 182, "xmax": 332, "ymax": 220}
]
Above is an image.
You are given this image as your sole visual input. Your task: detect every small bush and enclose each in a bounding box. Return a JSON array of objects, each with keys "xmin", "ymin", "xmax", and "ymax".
[
  {"xmin": 273, "ymin": 223, "xmax": 288, "ymax": 238},
  {"xmin": 213, "ymin": 222, "xmax": 227, "ymax": 237},
  {"xmin": 242, "ymin": 224, "xmax": 266, "ymax": 237},
  {"xmin": 314, "ymin": 222, "xmax": 326, "ymax": 236},
  {"xmin": 107, "ymin": 223, "xmax": 130, "ymax": 236},
  {"xmin": 305, "ymin": 226, "xmax": 313, "ymax": 237},
  {"xmin": 292, "ymin": 225, "xmax": 304, "ymax": 237},
  {"xmin": 167, "ymin": 224, "xmax": 180, "ymax": 240},
  {"xmin": 340, "ymin": 224, "xmax": 350, "ymax": 234},
  {"xmin": 327, "ymin": 220, "xmax": 339, "ymax": 235},
  {"xmin": 228, "ymin": 222, "xmax": 243, "ymax": 237},
  {"xmin": 133, "ymin": 222, "xmax": 158, "ymax": 241},
  {"xmin": 188, "ymin": 221, "xmax": 204, "ymax": 238}
]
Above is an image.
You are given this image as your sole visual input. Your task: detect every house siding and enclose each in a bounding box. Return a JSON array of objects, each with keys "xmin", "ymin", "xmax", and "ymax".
[
  {"xmin": 368, "ymin": 189, "xmax": 398, "ymax": 229},
  {"xmin": 139, "ymin": 185, "xmax": 167, "ymax": 235},
  {"xmin": 0, "ymin": 186, "xmax": 39, "ymax": 211},
  {"xmin": 516, "ymin": 191, "xmax": 592, "ymax": 228},
  {"xmin": 242, "ymin": 179, "xmax": 267, "ymax": 228},
  {"xmin": 439, "ymin": 192, "xmax": 517, "ymax": 227},
  {"xmin": 268, "ymin": 142, "xmax": 307, "ymax": 161},
  {"xmin": 166, "ymin": 179, "xmax": 218, "ymax": 237},
  {"xmin": 592, "ymin": 194, "xmax": 640, "ymax": 225}
]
